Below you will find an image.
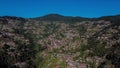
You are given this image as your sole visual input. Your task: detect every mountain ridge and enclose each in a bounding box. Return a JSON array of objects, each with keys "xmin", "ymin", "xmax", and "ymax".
[{"xmin": 1, "ymin": 14, "xmax": 120, "ymax": 21}]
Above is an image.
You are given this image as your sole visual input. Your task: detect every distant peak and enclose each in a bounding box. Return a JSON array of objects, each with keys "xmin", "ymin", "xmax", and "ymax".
[
  {"xmin": 42, "ymin": 14, "xmax": 64, "ymax": 17},
  {"xmin": 33, "ymin": 14, "xmax": 66, "ymax": 21}
]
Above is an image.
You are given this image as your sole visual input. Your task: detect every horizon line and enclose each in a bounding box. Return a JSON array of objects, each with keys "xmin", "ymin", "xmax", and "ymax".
[{"xmin": 0, "ymin": 13, "xmax": 120, "ymax": 19}]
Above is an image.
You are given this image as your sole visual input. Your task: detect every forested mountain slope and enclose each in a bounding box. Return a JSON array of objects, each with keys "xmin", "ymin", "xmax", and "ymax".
[{"xmin": 0, "ymin": 14, "xmax": 120, "ymax": 68}]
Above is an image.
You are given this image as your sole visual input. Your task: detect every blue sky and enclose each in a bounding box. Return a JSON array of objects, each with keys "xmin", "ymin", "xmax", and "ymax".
[{"xmin": 0, "ymin": 0, "xmax": 120, "ymax": 18}]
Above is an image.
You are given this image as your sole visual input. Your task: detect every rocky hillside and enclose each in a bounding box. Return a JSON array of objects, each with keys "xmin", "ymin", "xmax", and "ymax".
[{"xmin": 0, "ymin": 14, "xmax": 120, "ymax": 68}]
